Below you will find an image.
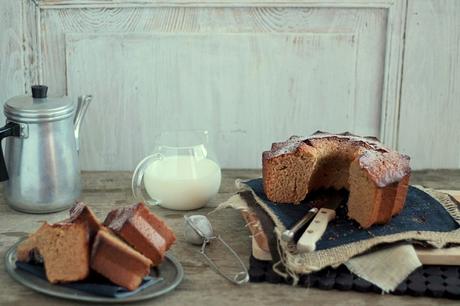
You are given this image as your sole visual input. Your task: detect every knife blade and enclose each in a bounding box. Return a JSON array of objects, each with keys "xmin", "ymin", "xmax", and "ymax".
[{"xmin": 297, "ymin": 191, "xmax": 344, "ymax": 253}]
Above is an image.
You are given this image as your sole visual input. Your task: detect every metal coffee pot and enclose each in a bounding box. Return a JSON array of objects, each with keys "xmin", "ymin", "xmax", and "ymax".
[{"xmin": 0, "ymin": 85, "xmax": 92, "ymax": 213}]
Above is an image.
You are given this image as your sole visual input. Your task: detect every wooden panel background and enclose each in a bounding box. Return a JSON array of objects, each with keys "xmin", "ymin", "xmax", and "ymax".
[
  {"xmin": 66, "ymin": 32, "xmax": 361, "ymax": 169},
  {"xmin": 398, "ymin": 0, "xmax": 460, "ymax": 169},
  {"xmin": 39, "ymin": 4, "xmax": 395, "ymax": 170},
  {"xmin": 0, "ymin": 1, "xmax": 25, "ymax": 109},
  {"xmin": 3, "ymin": 0, "xmax": 459, "ymax": 171}
]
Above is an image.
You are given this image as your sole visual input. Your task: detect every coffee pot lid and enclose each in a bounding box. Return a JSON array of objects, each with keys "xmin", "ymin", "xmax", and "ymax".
[{"xmin": 4, "ymin": 85, "xmax": 75, "ymax": 123}]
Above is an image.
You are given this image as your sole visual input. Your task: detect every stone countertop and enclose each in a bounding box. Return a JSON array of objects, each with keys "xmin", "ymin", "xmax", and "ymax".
[{"xmin": 0, "ymin": 169, "xmax": 459, "ymax": 306}]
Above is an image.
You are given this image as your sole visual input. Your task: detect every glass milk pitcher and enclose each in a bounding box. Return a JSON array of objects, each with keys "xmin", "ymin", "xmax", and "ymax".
[{"xmin": 132, "ymin": 130, "xmax": 221, "ymax": 210}]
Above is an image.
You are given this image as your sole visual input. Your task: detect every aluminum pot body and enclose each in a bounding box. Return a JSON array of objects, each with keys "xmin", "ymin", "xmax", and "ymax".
[{"xmin": 4, "ymin": 117, "xmax": 81, "ymax": 213}]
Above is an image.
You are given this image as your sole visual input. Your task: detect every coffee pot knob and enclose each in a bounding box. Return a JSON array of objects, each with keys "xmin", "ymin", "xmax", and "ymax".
[{"xmin": 31, "ymin": 85, "xmax": 48, "ymax": 99}]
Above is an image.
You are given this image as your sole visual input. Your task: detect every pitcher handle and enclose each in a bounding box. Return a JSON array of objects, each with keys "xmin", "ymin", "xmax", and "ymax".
[{"xmin": 132, "ymin": 153, "xmax": 163, "ymax": 205}]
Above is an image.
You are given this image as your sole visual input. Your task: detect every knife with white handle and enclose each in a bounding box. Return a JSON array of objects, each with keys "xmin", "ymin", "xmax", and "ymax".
[
  {"xmin": 296, "ymin": 195, "xmax": 342, "ymax": 253},
  {"xmin": 281, "ymin": 207, "xmax": 318, "ymax": 242}
]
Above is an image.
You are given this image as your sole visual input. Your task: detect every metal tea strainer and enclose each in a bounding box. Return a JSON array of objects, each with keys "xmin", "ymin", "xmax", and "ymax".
[{"xmin": 184, "ymin": 215, "xmax": 249, "ymax": 285}]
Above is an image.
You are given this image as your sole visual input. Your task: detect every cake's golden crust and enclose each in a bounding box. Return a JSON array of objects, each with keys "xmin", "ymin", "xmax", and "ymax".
[
  {"xmin": 262, "ymin": 131, "xmax": 411, "ymax": 228},
  {"xmin": 358, "ymin": 150, "xmax": 411, "ymax": 187},
  {"xmin": 104, "ymin": 203, "xmax": 176, "ymax": 266},
  {"xmin": 67, "ymin": 202, "xmax": 103, "ymax": 244}
]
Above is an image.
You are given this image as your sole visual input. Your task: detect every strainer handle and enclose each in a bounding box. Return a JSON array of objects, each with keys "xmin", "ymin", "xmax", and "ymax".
[{"xmin": 199, "ymin": 235, "xmax": 249, "ymax": 285}]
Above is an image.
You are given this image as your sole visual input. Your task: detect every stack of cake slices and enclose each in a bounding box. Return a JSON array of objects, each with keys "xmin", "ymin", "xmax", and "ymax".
[{"xmin": 16, "ymin": 202, "xmax": 176, "ymax": 291}]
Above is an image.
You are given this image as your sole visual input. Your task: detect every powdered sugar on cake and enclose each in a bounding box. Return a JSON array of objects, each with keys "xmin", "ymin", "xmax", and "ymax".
[
  {"xmin": 358, "ymin": 150, "xmax": 411, "ymax": 187},
  {"xmin": 262, "ymin": 131, "xmax": 412, "ymax": 228},
  {"xmin": 264, "ymin": 131, "xmax": 389, "ymax": 159}
]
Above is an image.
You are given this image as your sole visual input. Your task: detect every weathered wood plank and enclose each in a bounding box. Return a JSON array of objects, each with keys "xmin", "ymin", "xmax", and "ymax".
[
  {"xmin": 398, "ymin": 0, "xmax": 460, "ymax": 169},
  {"xmin": 411, "ymin": 169, "xmax": 460, "ymax": 190},
  {"xmin": 2, "ymin": 0, "xmax": 458, "ymax": 171},
  {"xmin": 0, "ymin": 169, "xmax": 458, "ymax": 305},
  {"xmin": 76, "ymin": 168, "xmax": 460, "ymax": 193},
  {"xmin": 0, "ymin": 1, "xmax": 26, "ymax": 124},
  {"xmin": 39, "ymin": 7, "xmax": 390, "ymax": 170},
  {"xmin": 23, "ymin": 0, "xmax": 41, "ymax": 88},
  {"xmin": 378, "ymin": 0, "xmax": 406, "ymax": 148},
  {"xmin": 36, "ymin": 0, "xmax": 398, "ymax": 9}
]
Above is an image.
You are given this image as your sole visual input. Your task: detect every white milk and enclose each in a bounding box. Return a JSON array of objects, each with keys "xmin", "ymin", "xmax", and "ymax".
[{"xmin": 143, "ymin": 155, "xmax": 221, "ymax": 210}]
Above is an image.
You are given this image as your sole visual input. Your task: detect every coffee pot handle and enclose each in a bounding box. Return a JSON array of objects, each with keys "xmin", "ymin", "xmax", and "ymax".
[
  {"xmin": 0, "ymin": 122, "xmax": 21, "ymax": 181},
  {"xmin": 74, "ymin": 95, "xmax": 92, "ymax": 153}
]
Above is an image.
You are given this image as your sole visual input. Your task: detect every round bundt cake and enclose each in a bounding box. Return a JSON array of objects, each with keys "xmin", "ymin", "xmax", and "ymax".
[{"xmin": 262, "ymin": 131, "xmax": 411, "ymax": 228}]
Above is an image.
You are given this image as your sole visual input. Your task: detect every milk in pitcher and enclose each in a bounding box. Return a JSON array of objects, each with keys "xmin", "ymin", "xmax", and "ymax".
[{"xmin": 143, "ymin": 155, "xmax": 221, "ymax": 210}]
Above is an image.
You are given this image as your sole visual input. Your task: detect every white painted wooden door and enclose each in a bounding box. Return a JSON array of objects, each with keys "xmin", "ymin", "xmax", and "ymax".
[{"xmin": 25, "ymin": 1, "xmax": 405, "ymax": 170}]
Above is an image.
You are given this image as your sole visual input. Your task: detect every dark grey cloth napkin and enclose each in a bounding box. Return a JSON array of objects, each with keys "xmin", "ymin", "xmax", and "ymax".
[
  {"xmin": 243, "ymin": 179, "xmax": 459, "ymax": 250},
  {"xmin": 16, "ymin": 261, "xmax": 162, "ymax": 298}
]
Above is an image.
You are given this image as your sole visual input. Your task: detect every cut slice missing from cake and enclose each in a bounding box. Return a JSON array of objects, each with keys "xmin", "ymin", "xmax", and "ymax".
[
  {"xmin": 16, "ymin": 222, "xmax": 90, "ymax": 283},
  {"xmin": 262, "ymin": 132, "xmax": 411, "ymax": 228},
  {"xmin": 90, "ymin": 229, "xmax": 152, "ymax": 291},
  {"xmin": 103, "ymin": 203, "xmax": 176, "ymax": 266}
]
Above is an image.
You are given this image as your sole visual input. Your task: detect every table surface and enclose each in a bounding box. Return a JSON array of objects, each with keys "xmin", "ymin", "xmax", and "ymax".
[{"xmin": 1, "ymin": 169, "xmax": 459, "ymax": 306}]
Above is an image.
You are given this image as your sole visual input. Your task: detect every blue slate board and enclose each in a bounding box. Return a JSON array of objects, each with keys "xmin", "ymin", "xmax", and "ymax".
[{"xmin": 243, "ymin": 179, "xmax": 459, "ymax": 251}]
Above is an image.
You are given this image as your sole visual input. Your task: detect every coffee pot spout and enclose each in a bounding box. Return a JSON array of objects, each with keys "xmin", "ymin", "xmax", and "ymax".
[{"xmin": 74, "ymin": 95, "xmax": 92, "ymax": 153}]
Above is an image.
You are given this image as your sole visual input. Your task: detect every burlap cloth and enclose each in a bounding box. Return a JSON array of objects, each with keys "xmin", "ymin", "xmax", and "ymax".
[{"xmin": 218, "ymin": 178, "xmax": 460, "ymax": 291}]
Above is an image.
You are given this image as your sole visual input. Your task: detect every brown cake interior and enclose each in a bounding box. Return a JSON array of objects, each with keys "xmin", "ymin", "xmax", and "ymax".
[
  {"xmin": 307, "ymin": 139, "xmax": 360, "ymax": 190},
  {"xmin": 17, "ymin": 222, "xmax": 90, "ymax": 283},
  {"xmin": 91, "ymin": 230, "xmax": 152, "ymax": 291},
  {"xmin": 348, "ymin": 158, "xmax": 379, "ymax": 228},
  {"xmin": 263, "ymin": 143, "xmax": 317, "ymax": 203}
]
